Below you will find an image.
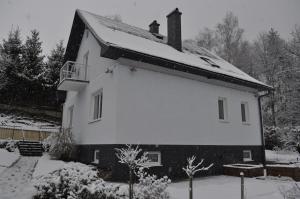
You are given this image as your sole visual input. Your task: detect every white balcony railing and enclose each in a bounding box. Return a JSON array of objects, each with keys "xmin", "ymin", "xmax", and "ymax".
[
  {"xmin": 59, "ymin": 61, "xmax": 88, "ymax": 83},
  {"xmin": 58, "ymin": 61, "xmax": 89, "ymax": 91}
]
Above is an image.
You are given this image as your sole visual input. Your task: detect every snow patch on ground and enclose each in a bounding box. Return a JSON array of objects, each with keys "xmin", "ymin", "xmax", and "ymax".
[
  {"xmin": 266, "ymin": 150, "xmax": 300, "ymax": 163},
  {"xmin": 0, "ymin": 149, "xmax": 20, "ymax": 174},
  {"xmin": 0, "ymin": 156, "xmax": 39, "ymax": 199},
  {"xmin": 0, "ymin": 113, "xmax": 59, "ymax": 132},
  {"xmin": 32, "ymin": 153, "xmax": 65, "ymax": 178}
]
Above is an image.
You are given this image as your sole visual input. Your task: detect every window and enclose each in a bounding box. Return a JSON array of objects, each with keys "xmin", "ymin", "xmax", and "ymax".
[
  {"xmin": 85, "ymin": 29, "xmax": 89, "ymax": 38},
  {"xmin": 241, "ymin": 102, "xmax": 250, "ymax": 123},
  {"xmin": 83, "ymin": 51, "xmax": 89, "ymax": 67},
  {"xmin": 92, "ymin": 89, "xmax": 103, "ymax": 121},
  {"xmin": 218, "ymin": 97, "xmax": 228, "ymax": 121},
  {"xmin": 243, "ymin": 150, "xmax": 252, "ymax": 162},
  {"xmin": 68, "ymin": 105, "xmax": 74, "ymax": 128},
  {"xmin": 144, "ymin": 151, "xmax": 161, "ymax": 166},
  {"xmin": 93, "ymin": 150, "xmax": 99, "ymax": 164}
]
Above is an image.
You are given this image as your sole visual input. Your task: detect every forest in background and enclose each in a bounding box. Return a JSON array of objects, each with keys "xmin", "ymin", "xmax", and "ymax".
[{"xmin": 0, "ymin": 12, "xmax": 299, "ymax": 149}]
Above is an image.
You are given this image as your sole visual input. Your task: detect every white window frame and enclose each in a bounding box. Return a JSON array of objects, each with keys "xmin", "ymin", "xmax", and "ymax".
[
  {"xmin": 68, "ymin": 105, "xmax": 74, "ymax": 128},
  {"xmin": 243, "ymin": 150, "xmax": 252, "ymax": 162},
  {"xmin": 93, "ymin": 150, "xmax": 99, "ymax": 164},
  {"xmin": 241, "ymin": 101, "xmax": 250, "ymax": 124},
  {"xmin": 144, "ymin": 151, "xmax": 162, "ymax": 167},
  {"xmin": 218, "ymin": 97, "xmax": 228, "ymax": 122},
  {"xmin": 90, "ymin": 89, "xmax": 103, "ymax": 122}
]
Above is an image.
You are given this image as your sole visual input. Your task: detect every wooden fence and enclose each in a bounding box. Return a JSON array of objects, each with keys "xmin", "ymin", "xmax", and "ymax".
[{"xmin": 0, "ymin": 126, "xmax": 54, "ymax": 141}]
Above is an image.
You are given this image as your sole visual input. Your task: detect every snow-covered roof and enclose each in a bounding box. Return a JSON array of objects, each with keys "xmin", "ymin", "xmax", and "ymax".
[{"xmin": 69, "ymin": 9, "xmax": 271, "ymax": 90}]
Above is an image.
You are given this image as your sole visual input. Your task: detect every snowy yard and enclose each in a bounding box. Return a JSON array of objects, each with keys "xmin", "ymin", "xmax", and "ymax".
[
  {"xmin": 0, "ymin": 149, "xmax": 19, "ymax": 174},
  {"xmin": 0, "ymin": 151, "xmax": 298, "ymax": 198},
  {"xmin": 168, "ymin": 176, "xmax": 294, "ymax": 199}
]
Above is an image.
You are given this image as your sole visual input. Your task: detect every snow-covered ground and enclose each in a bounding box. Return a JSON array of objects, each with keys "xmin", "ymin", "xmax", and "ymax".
[
  {"xmin": 266, "ymin": 149, "xmax": 300, "ymax": 163},
  {"xmin": 0, "ymin": 112, "xmax": 59, "ymax": 132},
  {"xmin": 0, "ymin": 149, "xmax": 19, "ymax": 174},
  {"xmin": 0, "ymin": 151, "xmax": 298, "ymax": 199},
  {"xmin": 32, "ymin": 153, "xmax": 65, "ymax": 178},
  {"xmin": 168, "ymin": 175, "xmax": 294, "ymax": 199},
  {"xmin": 0, "ymin": 156, "xmax": 39, "ymax": 199}
]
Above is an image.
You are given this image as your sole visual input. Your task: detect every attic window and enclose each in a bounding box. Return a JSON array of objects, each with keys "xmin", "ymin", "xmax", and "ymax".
[{"xmin": 200, "ymin": 57, "xmax": 220, "ymax": 68}]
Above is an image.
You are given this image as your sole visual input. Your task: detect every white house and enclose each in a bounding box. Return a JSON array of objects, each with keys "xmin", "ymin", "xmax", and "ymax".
[{"xmin": 58, "ymin": 8, "xmax": 272, "ymax": 180}]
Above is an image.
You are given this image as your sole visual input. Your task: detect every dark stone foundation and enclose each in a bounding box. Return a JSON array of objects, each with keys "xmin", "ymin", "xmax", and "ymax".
[{"xmin": 73, "ymin": 144, "xmax": 263, "ymax": 181}]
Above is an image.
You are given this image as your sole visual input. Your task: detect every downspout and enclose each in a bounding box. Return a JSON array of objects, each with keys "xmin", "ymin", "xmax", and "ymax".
[{"xmin": 257, "ymin": 90, "xmax": 270, "ymax": 172}]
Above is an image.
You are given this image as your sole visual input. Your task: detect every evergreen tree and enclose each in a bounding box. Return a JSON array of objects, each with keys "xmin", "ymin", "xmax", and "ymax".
[
  {"xmin": 21, "ymin": 29, "xmax": 45, "ymax": 105},
  {"xmin": 45, "ymin": 40, "xmax": 65, "ymax": 88},
  {"xmin": 21, "ymin": 29, "xmax": 44, "ymax": 81},
  {"xmin": 0, "ymin": 28, "xmax": 23, "ymax": 103}
]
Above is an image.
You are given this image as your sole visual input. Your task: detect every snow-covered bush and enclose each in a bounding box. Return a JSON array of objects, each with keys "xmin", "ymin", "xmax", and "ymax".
[
  {"xmin": 0, "ymin": 139, "xmax": 8, "ymax": 148},
  {"xmin": 264, "ymin": 126, "xmax": 300, "ymax": 152},
  {"xmin": 48, "ymin": 128, "xmax": 74, "ymax": 161},
  {"xmin": 264, "ymin": 126, "xmax": 283, "ymax": 150},
  {"xmin": 33, "ymin": 162, "xmax": 124, "ymax": 199},
  {"xmin": 115, "ymin": 145, "xmax": 150, "ymax": 199},
  {"xmin": 134, "ymin": 168, "xmax": 171, "ymax": 199},
  {"xmin": 279, "ymin": 183, "xmax": 300, "ymax": 199},
  {"xmin": 42, "ymin": 133, "xmax": 55, "ymax": 152},
  {"xmin": 5, "ymin": 139, "xmax": 17, "ymax": 152}
]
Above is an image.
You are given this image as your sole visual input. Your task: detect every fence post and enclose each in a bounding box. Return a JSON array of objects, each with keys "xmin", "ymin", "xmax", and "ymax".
[
  {"xmin": 12, "ymin": 126, "xmax": 15, "ymax": 140},
  {"xmin": 241, "ymin": 172, "xmax": 244, "ymax": 199}
]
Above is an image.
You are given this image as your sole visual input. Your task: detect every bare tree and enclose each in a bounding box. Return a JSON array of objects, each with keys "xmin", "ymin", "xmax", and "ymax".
[
  {"xmin": 183, "ymin": 156, "xmax": 213, "ymax": 199},
  {"xmin": 115, "ymin": 145, "xmax": 149, "ymax": 199},
  {"xmin": 215, "ymin": 12, "xmax": 244, "ymax": 65}
]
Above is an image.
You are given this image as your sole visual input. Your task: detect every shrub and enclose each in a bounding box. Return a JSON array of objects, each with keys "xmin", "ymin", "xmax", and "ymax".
[
  {"xmin": 5, "ymin": 139, "xmax": 17, "ymax": 152},
  {"xmin": 264, "ymin": 126, "xmax": 282, "ymax": 150},
  {"xmin": 0, "ymin": 140, "xmax": 8, "ymax": 148},
  {"xmin": 48, "ymin": 128, "xmax": 74, "ymax": 161},
  {"xmin": 134, "ymin": 168, "xmax": 171, "ymax": 199},
  {"xmin": 33, "ymin": 162, "xmax": 124, "ymax": 199}
]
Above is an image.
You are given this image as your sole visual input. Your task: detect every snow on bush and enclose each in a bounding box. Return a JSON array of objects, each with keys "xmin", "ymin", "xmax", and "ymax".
[
  {"xmin": 48, "ymin": 128, "xmax": 74, "ymax": 160},
  {"xmin": 134, "ymin": 168, "xmax": 171, "ymax": 199},
  {"xmin": 33, "ymin": 162, "xmax": 124, "ymax": 199},
  {"xmin": 279, "ymin": 183, "xmax": 300, "ymax": 199},
  {"xmin": 5, "ymin": 138, "xmax": 17, "ymax": 152},
  {"xmin": 264, "ymin": 126, "xmax": 300, "ymax": 152}
]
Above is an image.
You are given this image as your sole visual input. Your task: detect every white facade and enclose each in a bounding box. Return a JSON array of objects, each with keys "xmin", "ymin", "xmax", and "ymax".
[{"xmin": 62, "ymin": 30, "xmax": 262, "ymax": 146}]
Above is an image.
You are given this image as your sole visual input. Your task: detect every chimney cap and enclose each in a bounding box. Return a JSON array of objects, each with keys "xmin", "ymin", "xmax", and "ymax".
[
  {"xmin": 149, "ymin": 20, "xmax": 160, "ymax": 27},
  {"xmin": 166, "ymin": 8, "xmax": 182, "ymax": 18}
]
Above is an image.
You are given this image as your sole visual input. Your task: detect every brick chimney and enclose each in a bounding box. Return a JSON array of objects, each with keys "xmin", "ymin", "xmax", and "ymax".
[
  {"xmin": 149, "ymin": 20, "xmax": 160, "ymax": 34},
  {"xmin": 166, "ymin": 8, "xmax": 182, "ymax": 51}
]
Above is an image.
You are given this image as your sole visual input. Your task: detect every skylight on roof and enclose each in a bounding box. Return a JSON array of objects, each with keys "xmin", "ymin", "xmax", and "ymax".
[{"xmin": 200, "ymin": 57, "xmax": 220, "ymax": 68}]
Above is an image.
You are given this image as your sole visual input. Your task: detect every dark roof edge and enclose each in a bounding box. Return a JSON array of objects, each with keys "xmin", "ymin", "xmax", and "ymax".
[{"xmin": 101, "ymin": 45, "xmax": 273, "ymax": 91}]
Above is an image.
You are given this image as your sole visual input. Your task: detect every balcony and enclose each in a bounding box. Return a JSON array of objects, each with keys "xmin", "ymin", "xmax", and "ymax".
[{"xmin": 58, "ymin": 61, "xmax": 89, "ymax": 91}]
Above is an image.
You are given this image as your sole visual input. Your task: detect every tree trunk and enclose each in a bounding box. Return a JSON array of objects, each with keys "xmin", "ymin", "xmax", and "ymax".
[
  {"xmin": 129, "ymin": 168, "xmax": 133, "ymax": 199},
  {"xmin": 189, "ymin": 176, "xmax": 193, "ymax": 199}
]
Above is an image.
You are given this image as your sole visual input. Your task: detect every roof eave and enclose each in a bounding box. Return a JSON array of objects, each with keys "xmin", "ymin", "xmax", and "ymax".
[{"xmin": 101, "ymin": 45, "xmax": 273, "ymax": 91}]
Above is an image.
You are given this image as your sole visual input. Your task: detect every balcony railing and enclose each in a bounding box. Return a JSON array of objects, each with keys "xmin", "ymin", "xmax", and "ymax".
[
  {"xmin": 60, "ymin": 61, "xmax": 88, "ymax": 83},
  {"xmin": 58, "ymin": 61, "xmax": 89, "ymax": 91}
]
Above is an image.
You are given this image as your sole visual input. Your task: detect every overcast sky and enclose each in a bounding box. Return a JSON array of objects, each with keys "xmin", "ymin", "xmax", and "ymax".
[{"xmin": 0, "ymin": 0, "xmax": 299, "ymax": 55}]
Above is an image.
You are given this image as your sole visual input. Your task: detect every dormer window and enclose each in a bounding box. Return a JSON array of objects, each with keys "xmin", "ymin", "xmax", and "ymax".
[{"xmin": 200, "ymin": 57, "xmax": 220, "ymax": 68}]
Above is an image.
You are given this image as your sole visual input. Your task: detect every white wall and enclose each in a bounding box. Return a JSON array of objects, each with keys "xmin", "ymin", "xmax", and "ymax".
[
  {"xmin": 62, "ymin": 30, "xmax": 262, "ymax": 146},
  {"xmin": 62, "ymin": 30, "xmax": 117, "ymax": 144},
  {"xmin": 115, "ymin": 61, "xmax": 262, "ymax": 146}
]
